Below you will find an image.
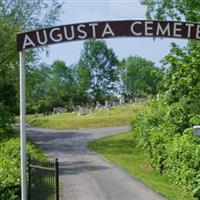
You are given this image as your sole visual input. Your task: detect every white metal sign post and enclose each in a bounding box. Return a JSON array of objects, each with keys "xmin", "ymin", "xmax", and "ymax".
[
  {"xmin": 17, "ymin": 20, "xmax": 200, "ymax": 200},
  {"xmin": 19, "ymin": 51, "xmax": 27, "ymax": 200}
]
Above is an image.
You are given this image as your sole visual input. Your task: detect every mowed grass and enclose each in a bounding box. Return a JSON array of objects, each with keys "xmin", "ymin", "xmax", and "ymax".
[
  {"xmin": 26, "ymin": 104, "xmax": 145, "ymax": 129},
  {"xmin": 88, "ymin": 132, "xmax": 194, "ymax": 200}
]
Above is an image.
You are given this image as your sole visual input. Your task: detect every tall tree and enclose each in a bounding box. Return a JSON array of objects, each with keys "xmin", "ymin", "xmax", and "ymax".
[
  {"xmin": 141, "ymin": 0, "xmax": 200, "ymax": 21},
  {"xmin": 79, "ymin": 39, "xmax": 119, "ymax": 103},
  {"xmin": 0, "ymin": 0, "xmax": 62, "ymax": 134},
  {"xmin": 141, "ymin": 0, "xmax": 200, "ymax": 128},
  {"xmin": 47, "ymin": 60, "xmax": 76, "ymax": 109},
  {"xmin": 120, "ymin": 56, "xmax": 163, "ymax": 99}
]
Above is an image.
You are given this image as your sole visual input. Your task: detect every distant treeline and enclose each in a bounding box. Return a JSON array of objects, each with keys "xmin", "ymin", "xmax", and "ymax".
[{"xmin": 26, "ymin": 40, "xmax": 164, "ymax": 114}]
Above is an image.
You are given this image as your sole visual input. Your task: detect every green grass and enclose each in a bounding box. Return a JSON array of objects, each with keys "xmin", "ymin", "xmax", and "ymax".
[
  {"xmin": 88, "ymin": 131, "xmax": 194, "ymax": 200},
  {"xmin": 26, "ymin": 104, "xmax": 145, "ymax": 129}
]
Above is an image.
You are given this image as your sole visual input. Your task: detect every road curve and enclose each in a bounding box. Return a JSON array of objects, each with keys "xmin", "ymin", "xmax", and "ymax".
[{"xmin": 27, "ymin": 126, "xmax": 166, "ymax": 200}]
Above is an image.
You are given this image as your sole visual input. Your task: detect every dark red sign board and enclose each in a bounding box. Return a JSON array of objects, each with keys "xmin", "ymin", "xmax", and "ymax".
[{"xmin": 17, "ymin": 20, "xmax": 200, "ymax": 52}]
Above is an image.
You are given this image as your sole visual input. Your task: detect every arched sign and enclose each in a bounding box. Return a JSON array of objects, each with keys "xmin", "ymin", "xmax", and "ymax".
[
  {"xmin": 17, "ymin": 19, "xmax": 200, "ymax": 200},
  {"xmin": 17, "ymin": 20, "xmax": 200, "ymax": 51}
]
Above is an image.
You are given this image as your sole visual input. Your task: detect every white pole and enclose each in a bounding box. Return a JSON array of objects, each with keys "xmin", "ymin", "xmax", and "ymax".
[{"xmin": 20, "ymin": 51, "xmax": 27, "ymax": 200}]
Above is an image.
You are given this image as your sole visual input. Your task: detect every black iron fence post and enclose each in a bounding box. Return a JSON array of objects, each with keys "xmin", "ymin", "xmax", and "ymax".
[
  {"xmin": 55, "ymin": 158, "xmax": 59, "ymax": 200},
  {"xmin": 28, "ymin": 158, "xmax": 59, "ymax": 200},
  {"xmin": 28, "ymin": 157, "xmax": 31, "ymax": 200}
]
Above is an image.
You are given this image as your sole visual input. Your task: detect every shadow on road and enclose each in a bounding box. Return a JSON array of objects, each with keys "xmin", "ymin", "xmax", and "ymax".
[{"xmin": 60, "ymin": 160, "xmax": 110, "ymax": 175}]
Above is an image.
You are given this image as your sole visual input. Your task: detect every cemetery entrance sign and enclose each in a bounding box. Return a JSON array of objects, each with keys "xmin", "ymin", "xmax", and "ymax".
[
  {"xmin": 17, "ymin": 20, "xmax": 200, "ymax": 200},
  {"xmin": 17, "ymin": 20, "xmax": 200, "ymax": 51}
]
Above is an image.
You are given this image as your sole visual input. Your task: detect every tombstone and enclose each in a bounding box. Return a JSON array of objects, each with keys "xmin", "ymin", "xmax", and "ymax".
[
  {"xmin": 95, "ymin": 101, "xmax": 101, "ymax": 110},
  {"xmin": 78, "ymin": 106, "xmax": 85, "ymax": 116},
  {"xmin": 104, "ymin": 100, "xmax": 109, "ymax": 109},
  {"xmin": 90, "ymin": 103, "xmax": 96, "ymax": 113},
  {"xmin": 119, "ymin": 96, "xmax": 125, "ymax": 105},
  {"xmin": 86, "ymin": 103, "xmax": 90, "ymax": 109},
  {"xmin": 105, "ymin": 100, "xmax": 111, "ymax": 110},
  {"xmin": 129, "ymin": 99, "xmax": 133, "ymax": 104}
]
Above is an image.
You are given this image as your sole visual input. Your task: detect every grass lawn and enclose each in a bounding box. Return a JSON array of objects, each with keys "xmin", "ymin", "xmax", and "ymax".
[
  {"xmin": 26, "ymin": 104, "xmax": 145, "ymax": 129},
  {"xmin": 88, "ymin": 131, "xmax": 194, "ymax": 200}
]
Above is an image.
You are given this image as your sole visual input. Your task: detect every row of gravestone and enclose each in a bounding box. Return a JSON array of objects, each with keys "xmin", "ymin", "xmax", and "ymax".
[
  {"xmin": 75, "ymin": 101, "xmax": 114, "ymax": 116},
  {"xmin": 74, "ymin": 98, "xmax": 147, "ymax": 116},
  {"xmin": 35, "ymin": 98, "xmax": 147, "ymax": 117}
]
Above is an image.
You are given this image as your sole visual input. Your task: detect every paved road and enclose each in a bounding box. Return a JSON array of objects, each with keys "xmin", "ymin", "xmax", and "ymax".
[{"xmin": 27, "ymin": 126, "xmax": 166, "ymax": 200}]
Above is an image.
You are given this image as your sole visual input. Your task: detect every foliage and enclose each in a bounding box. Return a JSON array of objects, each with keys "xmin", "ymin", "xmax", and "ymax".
[
  {"xmin": 0, "ymin": 103, "xmax": 15, "ymax": 138},
  {"xmin": 79, "ymin": 39, "xmax": 119, "ymax": 103},
  {"xmin": 119, "ymin": 56, "xmax": 164, "ymax": 99},
  {"xmin": 141, "ymin": 0, "xmax": 200, "ymax": 21},
  {"xmin": 0, "ymin": 136, "xmax": 47, "ymax": 200},
  {"xmin": 0, "ymin": 0, "xmax": 62, "ymax": 136},
  {"xmin": 132, "ymin": 99, "xmax": 200, "ymax": 199},
  {"xmin": 26, "ymin": 60, "xmax": 91, "ymax": 113},
  {"xmin": 132, "ymin": 1, "xmax": 200, "ymax": 198}
]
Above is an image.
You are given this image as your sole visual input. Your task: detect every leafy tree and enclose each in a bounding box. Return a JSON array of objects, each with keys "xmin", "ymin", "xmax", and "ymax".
[
  {"xmin": 141, "ymin": 0, "xmax": 200, "ymax": 21},
  {"xmin": 136, "ymin": 1, "xmax": 200, "ymax": 198},
  {"xmin": 120, "ymin": 56, "xmax": 163, "ymax": 99},
  {"xmin": 47, "ymin": 60, "xmax": 77, "ymax": 110},
  {"xmin": 0, "ymin": 0, "xmax": 62, "ymax": 133},
  {"xmin": 26, "ymin": 63, "xmax": 51, "ymax": 113},
  {"xmin": 73, "ymin": 62, "xmax": 91, "ymax": 104},
  {"xmin": 79, "ymin": 39, "xmax": 119, "ymax": 103},
  {"xmin": 26, "ymin": 60, "xmax": 83, "ymax": 113},
  {"xmin": 141, "ymin": 0, "xmax": 200, "ymax": 129}
]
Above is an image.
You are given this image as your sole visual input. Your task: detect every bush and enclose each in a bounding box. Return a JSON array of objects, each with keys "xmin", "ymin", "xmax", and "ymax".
[
  {"xmin": 0, "ymin": 137, "xmax": 47, "ymax": 200},
  {"xmin": 132, "ymin": 99, "xmax": 200, "ymax": 199},
  {"xmin": 165, "ymin": 133, "xmax": 200, "ymax": 199},
  {"xmin": 0, "ymin": 103, "xmax": 15, "ymax": 139}
]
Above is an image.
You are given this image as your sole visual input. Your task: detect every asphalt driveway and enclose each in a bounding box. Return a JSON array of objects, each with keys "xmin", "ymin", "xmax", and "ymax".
[{"xmin": 27, "ymin": 125, "xmax": 166, "ymax": 200}]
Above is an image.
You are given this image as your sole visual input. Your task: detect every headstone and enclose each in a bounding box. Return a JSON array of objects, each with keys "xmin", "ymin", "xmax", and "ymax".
[
  {"xmin": 78, "ymin": 106, "xmax": 85, "ymax": 116},
  {"xmin": 105, "ymin": 100, "xmax": 111, "ymax": 110},
  {"xmin": 129, "ymin": 99, "xmax": 133, "ymax": 104},
  {"xmin": 105, "ymin": 100, "xmax": 109, "ymax": 108},
  {"xmin": 34, "ymin": 112, "xmax": 38, "ymax": 118},
  {"xmin": 90, "ymin": 103, "xmax": 96, "ymax": 112},
  {"xmin": 119, "ymin": 96, "xmax": 125, "ymax": 105},
  {"xmin": 95, "ymin": 101, "xmax": 101, "ymax": 110}
]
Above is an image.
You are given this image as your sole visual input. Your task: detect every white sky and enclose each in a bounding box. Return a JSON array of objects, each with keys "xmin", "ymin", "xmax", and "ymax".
[{"xmin": 40, "ymin": 0, "xmax": 186, "ymax": 67}]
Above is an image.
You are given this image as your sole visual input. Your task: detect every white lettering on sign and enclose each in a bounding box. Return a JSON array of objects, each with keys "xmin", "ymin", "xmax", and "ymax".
[
  {"xmin": 156, "ymin": 22, "xmax": 170, "ymax": 36},
  {"xmin": 196, "ymin": 25, "xmax": 200, "ymax": 39},
  {"xmin": 22, "ymin": 34, "xmax": 36, "ymax": 49},
  {"xmin": 50, "ymin": 28, "xmax": 62, "ymax": 42},
  {"xmin": 102, "ymin": 23, "xmax": 115, "ymax": 37},
  {"xmin": 77, "ymin": 24, "xmax": 87, "ymax": 39},
  {"xmin": 130, "ymin": 21, "xmax": 142, "ymax": 35},
  {"xmin": 89, "ymin": 23, "xmax": 98, "ymax": 38},
  {"xmin": 17, "ymin": 20, "xmax": 200, "ymax": 51},
  {"xmin": 185, "ymin": 23, "xmax": 194, "ymax": 37},
  {"xmin": 64, "ymin": 26, "xmax": 75, "ymax": 40},
  {"xmin": 145, "ymin": 21, "xmax": 153, "ymax": 36},
  {"xmin": 36, "ymin": 30, "xmax": 48, "ymax": 45},
  {"xmin": 173, "ymin": 22, "xmax": 182, "ymax": 37}
]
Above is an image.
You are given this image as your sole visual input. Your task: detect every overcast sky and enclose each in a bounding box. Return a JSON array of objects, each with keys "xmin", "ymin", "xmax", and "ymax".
[{"xmin": 40, "ymin": 0, "xmax": 186, "ymax": 67}]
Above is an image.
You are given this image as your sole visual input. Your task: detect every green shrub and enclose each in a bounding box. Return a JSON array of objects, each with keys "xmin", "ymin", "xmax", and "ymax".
[
  {"xmin": 0, "ymin": 137, "xmax": 46, "ymax": 200},
  {"xmin": 132, "ymin": 99, "xmax": 200, "ymax": 199},
  {"xmin": 165, "ymin": 133, "xmax": 200, "ymax": 199},
  {"xmin": 0, "ymin": 103, "xmax": 15, "ymax": 139}
]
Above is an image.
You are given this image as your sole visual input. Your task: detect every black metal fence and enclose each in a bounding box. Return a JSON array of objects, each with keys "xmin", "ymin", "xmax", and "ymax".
[{"xmin": 28, "ymin": 158, "xmax": 59, "ymax": 200}]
